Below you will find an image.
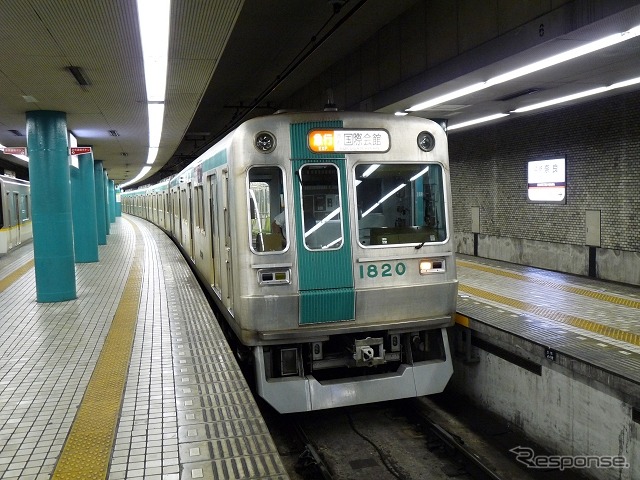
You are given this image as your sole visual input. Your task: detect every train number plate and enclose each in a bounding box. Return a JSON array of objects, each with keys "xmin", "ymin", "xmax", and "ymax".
[{"xmin": 358, "ymin": 262, "xmax": 406, "ymax": 279}]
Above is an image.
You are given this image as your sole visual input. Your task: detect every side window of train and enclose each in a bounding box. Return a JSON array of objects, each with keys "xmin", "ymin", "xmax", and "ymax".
[
  {"xmin": 194, "ymin": 185, "xmax": 204, "ymax": 231},
  {"xmin": 299, "ymin": 164, "xmax": 343, "ymax": 250},
  {"xmin": 354, "ymin": 163, "xmax": 448, "ymax": 246},
  {"xmin": 248, "ymin": 166, "xmax": 286, "ymax": 253}
]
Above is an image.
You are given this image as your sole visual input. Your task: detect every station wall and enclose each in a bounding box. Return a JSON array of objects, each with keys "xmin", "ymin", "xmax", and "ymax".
[{"xmin": 449, "ymin": 89, "xmax": 640, "ymax": 285}]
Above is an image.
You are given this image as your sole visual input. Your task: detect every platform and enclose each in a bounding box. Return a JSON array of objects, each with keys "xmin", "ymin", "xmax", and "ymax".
[
  {"xmin": 0, "ymin": 216, "xmax": 288, "ymax": 480},
  {"xmin": 455, "ymin": 254, "xmax": 640, "ymax": 392},
  {"xmin": 451, "ymin": 254, "xmax": 640, "ymax": 480}
]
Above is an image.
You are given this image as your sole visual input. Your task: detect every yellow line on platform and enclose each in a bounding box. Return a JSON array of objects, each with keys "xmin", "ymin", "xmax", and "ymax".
[
  {"xmin": 52, "ymin": 221, "xmax": 143, "ymax": 480},
  {"xmin": 457, "ymin": 259, "xmax": 640, "ymax": 309},
  {"xmin": 458, "ymin": 283, "xmax": 640, "ymax": 347},
  {"xmin": 0, "ymin": 259, "xmax": 34, "ymax": 293}
]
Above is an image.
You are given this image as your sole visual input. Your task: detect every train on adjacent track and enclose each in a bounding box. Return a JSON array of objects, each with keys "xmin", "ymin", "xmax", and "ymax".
[
  {"xmin": 122, "ymin": 111, "xmax": 458, "ymax": 413},
  {"xmin": 0, "ymin": 174, "xmax": 32, "ymax": 255}
]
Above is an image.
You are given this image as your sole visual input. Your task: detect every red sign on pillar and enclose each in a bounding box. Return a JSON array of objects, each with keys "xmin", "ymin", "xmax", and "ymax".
[
  {"xmin": 70, "ymin": 147, "xmax": 92, "ymax": 155},
  {"xmin": 2, "ymin": 146, "xmax": 27, "ymax": 155}
]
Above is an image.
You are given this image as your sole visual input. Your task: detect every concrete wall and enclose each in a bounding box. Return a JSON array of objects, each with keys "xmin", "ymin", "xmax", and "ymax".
[
  {"xmin": 449, "ymin": 90, "xmax": 640, "ymax": 285},
  {"xmin": 450, "ymin": 352, "xmax": 639, "ymax": 480}
]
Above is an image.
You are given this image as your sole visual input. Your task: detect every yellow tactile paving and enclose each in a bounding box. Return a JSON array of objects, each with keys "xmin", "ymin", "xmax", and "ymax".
[
  {"xmin": 51, "ymin": 221, "xmax": 143, "ymax": 480},
  {"xmin": 0, "ymin": 259, "xmax": 34, "ymax": 293},
  {"xmin": 457, "ymin": 259, "xmax": 640, "ymax": 309},
  {"xmin": 458, "ymin": 282, "xmax": 640, "ymax": 347}
]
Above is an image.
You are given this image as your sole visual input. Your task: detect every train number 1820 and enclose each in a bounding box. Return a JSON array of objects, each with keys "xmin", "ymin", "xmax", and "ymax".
[{"xmin": 359, "ymin": 262, "xmax": 406, "ymax": 279}]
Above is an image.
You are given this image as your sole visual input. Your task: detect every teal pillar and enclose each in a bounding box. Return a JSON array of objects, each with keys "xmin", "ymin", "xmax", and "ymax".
[
  {"xmin": 103, "ymin": 171, "xmax": 110, "ymax": 235},
  {"xmin": 115, "ymin": 188, "xmax": 122, "ymax": 217},
  {"xmin": 94, "ymin": 160, "xmax": 107, "ymax": 245},
  {"xmin": 108, "ymin": 179, "xmax": 116, "ymax": 223},
  {"xmin": 26, "ymin": 110, "xmax": 76, "ymax": 302},
  {"xmin": 70, "ymin": 152, "xmax": 99, "ymax": 262}
]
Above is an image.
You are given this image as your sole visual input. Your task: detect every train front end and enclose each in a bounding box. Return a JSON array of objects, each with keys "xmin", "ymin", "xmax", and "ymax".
[{"xmin": 236, "ymin": 112, "xmax": 457, "ymax": 413}]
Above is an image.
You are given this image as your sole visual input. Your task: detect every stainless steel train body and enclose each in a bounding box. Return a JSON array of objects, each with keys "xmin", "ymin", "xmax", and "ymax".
[
  {"xmin": 122, "ymin": 112, "xmax": 458, "ymax": 413},
  {"xmin": 0, "ymin": 175, "xmax": 31, "ymax": 255}
]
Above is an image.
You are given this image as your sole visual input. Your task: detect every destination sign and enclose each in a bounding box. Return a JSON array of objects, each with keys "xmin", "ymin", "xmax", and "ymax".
[{"xmin": 308, "ymin": 129, "xmax": 390, "ymax": 153}]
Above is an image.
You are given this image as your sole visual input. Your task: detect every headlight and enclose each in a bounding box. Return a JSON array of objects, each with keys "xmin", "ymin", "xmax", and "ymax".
[
  {"xmin": 419, "ymin": 258, "xmax": 445, "ymax": 274},
  {"xmin": 417, "ymin": 131, "xmax": 435, "ymax": 152},
  {"xmin": 255, "ymin": 131, "xmax": 276, "ymax": 153}
]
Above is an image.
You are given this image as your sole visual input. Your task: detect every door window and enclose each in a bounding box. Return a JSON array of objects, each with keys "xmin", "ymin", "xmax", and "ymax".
[{"xmin": 299, "ymin": 164, "xmax": 343, "ymax": 250}]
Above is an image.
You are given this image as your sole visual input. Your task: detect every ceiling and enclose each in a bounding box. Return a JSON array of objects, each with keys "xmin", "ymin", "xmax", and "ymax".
[{"xmin": 1, "ymin": 0, "xmax": 640, "ymax": 186}]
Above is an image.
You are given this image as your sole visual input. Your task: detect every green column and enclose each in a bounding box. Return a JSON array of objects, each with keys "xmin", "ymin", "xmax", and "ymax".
[
  {"xmin": 108, "ymin": 179, "xmax": 116, "ymax": 223},
  {"xmin": 103, "ymin": 171, "xmax": 110, "ymax": 235},
  {"xmin": 26, "ymin": 110, "xmax": 76, "ymax": 302},
  {"xmin": 70, "ymin": 152, "xmax": 99, "ymax": 262},
  {"xmin": 94, "ymin": 160, "xmax": 107, "ymax": 245}
]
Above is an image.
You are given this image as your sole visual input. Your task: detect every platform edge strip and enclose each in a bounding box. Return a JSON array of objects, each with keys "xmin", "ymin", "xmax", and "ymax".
[
  {"xmin": 457, "ymin": 259, "xmax": 640, "ymax": 309},
  {"xmin": 0, "ymin": 259, "xmax": 34, "ymax": 292},
  {"xmin": 51, "ymin": 221, "xmax": 143, "ymax": 480},
  {"xmin": 459, "ymin": 283, "xmax": 640, "ymax": 347}
]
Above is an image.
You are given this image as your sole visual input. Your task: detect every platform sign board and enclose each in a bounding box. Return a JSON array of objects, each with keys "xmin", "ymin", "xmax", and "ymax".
[
  {"xmin": 70, "ymin": 147, "xmax": 92, "ymax": 155},
  {"xmin": 527, "ymin": 158, "xmax": 566, "ymax": 203},
  {"xmin": 1, "ymin": 147, "xmax": 27, "ymax": 155}
]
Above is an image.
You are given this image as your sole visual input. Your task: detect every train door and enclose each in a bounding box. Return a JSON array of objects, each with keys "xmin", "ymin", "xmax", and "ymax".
[
  {"xmin": 222, "ymin": 170, "xmax": 234, "ymax": 311},
  {"xmin": 188, "ymin": 183, "xmax": 194, "ymax": 259},
  {"xmin": 10, "ymin": 192, "xmax": 19, "ymax": 249},
  {"xmin": 292, "ymin": 160, "xmax": 355, "ymax": 324},
  {"xmin": 209, "ymin": 174, "xmax": 220, "ymax": 292}
]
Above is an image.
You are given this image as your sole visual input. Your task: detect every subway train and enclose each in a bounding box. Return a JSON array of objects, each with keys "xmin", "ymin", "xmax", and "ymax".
[
  {"xmin": 121, "ymin": 111, "xmax": 458, "ymax": 413},
  {"xmin": 0, "ymin": 175, "xmax": 32, "ymax": 255}
]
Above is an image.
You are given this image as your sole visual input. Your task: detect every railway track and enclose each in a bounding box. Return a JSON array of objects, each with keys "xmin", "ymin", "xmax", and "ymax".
[{"xmin": 263, "ymin": 394, "xmax": 589, "ymax": 480}]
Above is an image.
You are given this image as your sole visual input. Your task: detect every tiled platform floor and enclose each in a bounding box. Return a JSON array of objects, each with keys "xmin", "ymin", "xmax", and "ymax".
[
  {"xmin": 0, "ymin": 216, "xmax": 288, "ymax": 480},
  {"xmin": 456, "ymin": 254, "xmax": 640, "ymax": 384}
]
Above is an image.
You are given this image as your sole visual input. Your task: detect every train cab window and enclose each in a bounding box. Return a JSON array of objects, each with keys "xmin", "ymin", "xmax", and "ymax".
[
  {"xmin": 299, "ymin": 164, "xmax": 343, "ymax": 250},
  {"xmin": 248, "ymin": 166, "xmax": 286, "ymax": 253},
  {"xmin": 355, "ymin": 163, "xmax": 447, "ymax": 246}
]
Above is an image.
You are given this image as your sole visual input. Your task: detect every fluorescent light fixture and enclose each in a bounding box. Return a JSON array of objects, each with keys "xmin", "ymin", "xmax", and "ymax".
[
  {"xmin": 362, "ymin": 164, "xmax": 380, "ymax": 178},
  {"xmin": 148, "ymin": 103, "xmax": 164, "ymax": 147},
  {"xmin": 362, "ymin": 183, "xmax": 407, "ymax": 217},
  {"xmin": 407, "ymin": 83, "xmax": 485, "ymax": 111},
  {"xmin": 136, "ymin": 0, "xmax": 170, "ymax": 102},
  {"xmin": 512, "ymin": 75, "xmax": 640, "ymax": 113},
  {"xmin": 379, "ymin": 184, "xmax": 406, "ymax": 204},
  {"xmin": 119, "ymin": 166, "xmax": 152, "ymax": 189},
  {"xmin": 146, "ymin": 147, "xmax": 159, "ymax": 165},
  {"xmin": 135, "ymin": 0, "xmax": 170, "ymax": 185},
  {"xmin": 394, "ymin": 111, "xmax": 408, "ymax": 116},
  {"xmin": 511, "ymin": 87, "xmax": 608, "ymax": 113},
  {"xmin": 410, "ymin": 166, "xmax": 430, "ymax": 182},
  {"xmin": 609, "ymin": 76, "xmax": 640, "ymax": 89},
  {"xmin": 305, "ymin": 207, "xmax": 342, "ymax": 237},
  {"xmin": 407, "ymin": 23, "xmax": 640, "ymax": 112},
  {"xmin": 448, "ymin": 113, "xmax": 509, "ymax": 130}
]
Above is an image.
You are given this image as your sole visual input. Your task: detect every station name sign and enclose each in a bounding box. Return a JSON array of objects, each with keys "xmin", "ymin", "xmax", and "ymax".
[
  {"xmin": 527, "ymin": 157, "xmax": 566, "ymax": 203},
  {"xmin": 308, "ymin": 129, "xmax": 390, "ymax": 153}
]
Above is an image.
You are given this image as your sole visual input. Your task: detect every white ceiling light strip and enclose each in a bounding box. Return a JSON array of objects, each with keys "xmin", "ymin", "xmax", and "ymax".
[
  {"xmin": 447, "ymin": 113, "xmax": 510, "ymax": 130},
  {"xmin": 122, "ymin": 0, "xmax": 170, "ymax": 188},
  {"xmin": 407, "ymin": 24, "xmax": 640, "ymax": 112},
  {"xmin": 512, "ymin": 76, "xmax": 640, "ymax": 113}
]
